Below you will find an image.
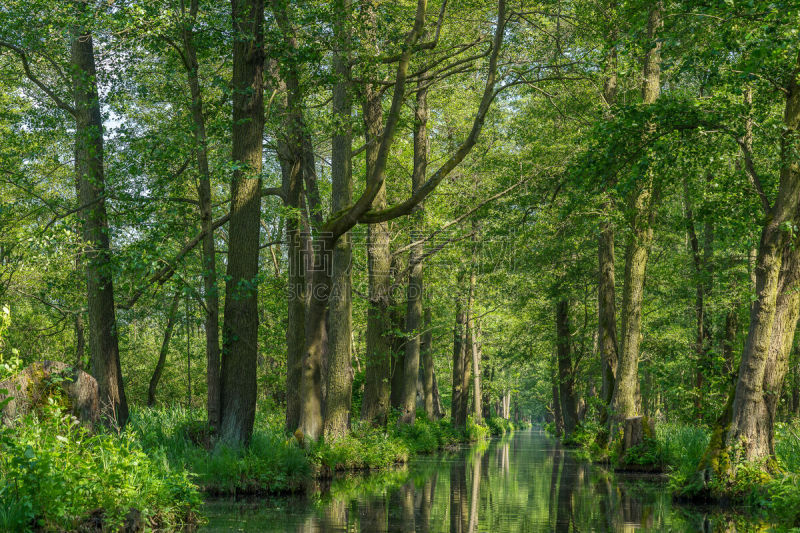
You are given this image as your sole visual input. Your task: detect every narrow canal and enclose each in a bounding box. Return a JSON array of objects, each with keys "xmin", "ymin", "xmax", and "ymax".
[{"xmin": 201, "ymin": 430, "xmax": 765, "ymax": 532}]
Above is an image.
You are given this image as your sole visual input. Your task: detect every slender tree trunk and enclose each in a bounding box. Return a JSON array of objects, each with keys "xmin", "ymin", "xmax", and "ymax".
[
  {"xmin": 219, "ymin": 0, "xmax": 264, "ymax": 445},
  {"xmin": 452, "ymin": 299, "xmax": 467, "ymax": 429},
  {"xmin": 421, "ymin": 307, "xmax": 435, "ymax": 419},
  {"xmin": 552, "ymin": 358, "xmax": 562, "ymax": 436},
  {"xmin": 556, "ymin": 298, "xmax": 578, "ymax": 437},
  {"xmin": 324, "ymin": 0, "xmax": 354, "ymax": 439},
  {"xmin": 432, "ymin": 363, "xmax": 444, "ymax": 419},
  {"xmin": 180, "ymin": 0, "xmax": 221, "ymax": 429},
  {"xmin": 266, "ymin": 6, "xmax": 313, "ymax": 432},
  {"xmin": 462, "ymin": 304, "xmax": 473, "ymax": 426},
  {"xmin": 71, "ymin": 25, "xmax": 128, "ymax": 427},
  {"xmin": 684, "ymin": 175, "xmax": 714, "ymax": 422},
  {"xmin": 148, "ymin": 291, "xmax": 181, "ymax": 406},
  {"xmin": 74, "ymin": 312, "xmax": 85, "ymax": 369},
  {"xmin": 390, "ymin": 294, "xmax": 406, "ymax": 410},
  {"xmin": 399, "ymin": 72, "xmax": 429, "ymax": 425},
  {"xmin": 299, "ymin": 250, "xmax": 331, "ymax": 440},
  {"xmin": 722, "ymin": 308, "xmax": 738, "ymax": 379},
  {"xmin": 469, "ymin": 298, "xmax": 482, "ymax": 424},
  {"xmin": 608, "ymin": 0, "xmax": 661, "ymax": 441}
]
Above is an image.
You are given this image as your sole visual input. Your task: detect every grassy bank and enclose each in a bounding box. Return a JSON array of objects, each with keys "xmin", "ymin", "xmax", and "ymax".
[
  {"xmin": 1, "ymin": 402, "xmax": 519, "ymax": 530},
  {"xmin": 0, "ymin": 405, "xmax": 201, "ymax": 531},
  {"xmin": 553, "ymin": 420, "xmax": 800, "ymax": 528}
]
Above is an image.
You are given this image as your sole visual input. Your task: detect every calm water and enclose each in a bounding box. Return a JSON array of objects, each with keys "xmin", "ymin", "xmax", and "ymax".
[{"xmin": 201, "ymin": 430, "xmax": 767, "ymax": 532}]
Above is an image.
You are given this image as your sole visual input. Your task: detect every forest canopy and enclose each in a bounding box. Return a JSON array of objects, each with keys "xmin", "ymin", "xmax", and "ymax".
[{"xmin": 1, "ymin": 0, "xmax": 800, "ymax": 529}]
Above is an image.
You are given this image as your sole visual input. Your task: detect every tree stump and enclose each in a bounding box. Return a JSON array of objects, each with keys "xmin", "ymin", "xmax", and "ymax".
[
  {"xmin": 615, "ymin": 416, "xmax": 660, "ymax": 471},
  {"xmin": 0, "ymin": 361, "xmax": 100, "ymax": 427}
]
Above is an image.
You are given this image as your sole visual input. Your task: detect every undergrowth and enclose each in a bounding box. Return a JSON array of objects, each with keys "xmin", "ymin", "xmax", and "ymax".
[{"xmin": 0, "ymin": 402, "xmax": 201, "ymax": 532}]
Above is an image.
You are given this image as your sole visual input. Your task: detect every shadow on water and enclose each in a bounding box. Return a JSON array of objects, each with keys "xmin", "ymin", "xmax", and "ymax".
[{"xmin": 201, "ymin": 430, "xmax": 772, "ymax": 532}]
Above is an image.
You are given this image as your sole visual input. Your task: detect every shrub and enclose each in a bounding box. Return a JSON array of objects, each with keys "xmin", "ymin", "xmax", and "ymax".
[
  {"xmin": 0, "ymin": 403, "xmax": 200, "ymax": 531},
  {"xmin": 486, "ymin": 416, "xmax": 514, "ymax": 436}
]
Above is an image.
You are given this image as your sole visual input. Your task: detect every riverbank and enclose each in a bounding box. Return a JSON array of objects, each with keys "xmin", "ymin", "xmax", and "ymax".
[
  {"xmin": 551, "ymin": 420, "xmax": 800, "ymax": 528},
  {"xmin": 0, "ymin": 403, "xmax": 527, "ymax": 530},
  {"xmin": 201, "ymin": 429, "xmax": 776, "ymax": 531}
]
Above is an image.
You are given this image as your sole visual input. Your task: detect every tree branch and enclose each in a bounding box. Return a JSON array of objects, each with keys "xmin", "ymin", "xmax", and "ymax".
[
  {"xmin": 358, "ymin": 0, "xmax": 507, "ymax": 224},
  {"xmin": 119, "ymin": 212, "xmax": 230, "ymax": 310},
  {"xmin": 0, "ymin": 41, "xmax": 76, "ymax": 116}
]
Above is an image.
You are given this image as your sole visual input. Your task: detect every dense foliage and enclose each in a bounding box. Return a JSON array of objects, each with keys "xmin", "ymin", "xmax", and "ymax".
[{"xmin": 1, "ymin": 0, "xmax": 800, "ymax": 529}]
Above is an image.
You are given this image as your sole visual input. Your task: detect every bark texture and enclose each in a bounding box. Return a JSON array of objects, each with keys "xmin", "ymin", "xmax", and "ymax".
[
  {"xmin": 608, "ymin": 0, "xmax": 661, "ymax": 440},
  {"xmin": 421, "ymin": 307, "xmax": 435, "ymax": 419},
  {"xmin": 219, "ymin": 0, "xmax": 264, "ymax": 445},
  {"xmin": 71, "ymin": 27, "xmax": 128, "ymax": 427},
  {"xmin": 359, "ymin": 4, "xmax": 392, "ymax": 426},
  {"xmin": 179, "ymin": 0, "xmax": 221, "ymax": 429},
  {"xmin": 452, "ymin": 299, "xmax": 468, "ymax": 429},
  {"xmin": 556, "ymin": 298, "xmax": 578, "ymax": 437},
  {"xmin": 324, "ymin": 0, "xmax": 354, "ymax": 438},
  {"xmin": 399, "ymin": 72, "xmax": 429, "ymax": 425}
]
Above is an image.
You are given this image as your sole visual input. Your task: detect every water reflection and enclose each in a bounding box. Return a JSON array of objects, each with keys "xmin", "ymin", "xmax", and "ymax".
[{"xmin": 202, "ymin": 431, "xmax": 770, "ymax": 532}]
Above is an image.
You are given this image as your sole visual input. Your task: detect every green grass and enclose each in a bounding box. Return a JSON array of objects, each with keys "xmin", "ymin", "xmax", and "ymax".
[
  {"xmin": 657, "ymin": 423, "xmax": 710, "ymax": 486},
  {"xmin": 129, "ymin": 407, "xmax": 485, "ymax": 492},
  {"xmin": 0, "ymin": 402, "xmax": 201, "ymax": 532},
  {"xmin": 1, "ymin": 401, "xmax": 491, "ymax": 530}
]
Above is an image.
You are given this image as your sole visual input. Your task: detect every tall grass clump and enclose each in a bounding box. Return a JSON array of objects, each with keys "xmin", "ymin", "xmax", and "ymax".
[
  {"xmin": 128, "ymin": 406, "xmax": 311, "ymax": 495},
  {"xmin": 0, "ymin": 403, "xmax": 200, "ymax": 532},
  {"xmin": 657, "ymin": 422, "xmax": 709, "ymax": 488}
]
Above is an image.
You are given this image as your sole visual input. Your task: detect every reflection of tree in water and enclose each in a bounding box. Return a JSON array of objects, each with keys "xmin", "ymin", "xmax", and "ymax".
[
  {"xmin": 358, "ymin": 495, "xmax": 387, "ymax": 533},
  {"xmin": 202, "ymin": 432, "xmax": 759, "ymax": 532},
  {"xmin": 450, "ymin": 454, "xmax": 469, "ymax": 533},
  {"xmin": 555, "ymin": 452, "xmax": 576, "ymax": 532},
  {"xmin": 416, "ymin": 473, "xmax": 437, "ymax": 533}
]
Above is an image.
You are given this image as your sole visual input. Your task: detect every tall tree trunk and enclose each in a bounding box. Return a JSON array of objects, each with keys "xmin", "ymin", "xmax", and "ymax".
[
  {"xmin": 762, "ymin": 250, "xmax": 800, "ymax": 453},
  {"xmin": 556, "ymin": 298, "xmax": 578, "ymax": 437},
  {"xmin": 219, "ymin": 0, "xmax": 264, "ymax": 445},
  {"xmin": 148, "ymin": 291, "xmax": 181, "ymax": 406},
  {"xmin": 74, "ymin": 312, "xmax": 85, "ymax": 369},
  {"xmin": 399, "ymin": 71, "xmax": 429, "ymax": 425},
  {"xmin": 71, "ymin": 24, "xmax": 129, "ymax": 427},
  {"xmin": 452, "ymin": 299, "xmax": 467, "ymax": 429},
  {"xmin": 360, "ymin": 46, "xmax": 392, "ymax": 425},
  {"xmin": 324, "ymin": 0, "xmax": 354, "ymax": 439},
  {"xmin": 684, "ymin": 175, "xmax": 714, "ymax": 421},
  {"xmin": 551, "ymin": 358, "xmax": 562, "ymax": 436},
  {"xmin": 432, "ymin": 363, "xmax": 444, "ymax": 419},
  {"xmin": 421, "ymin": 307, "xmax": 435, "ymax": 419},
  {"xmin": 608, "ymin": 0, "xmax": 661, "ymax": 441},
  {"xmin": 469, "ymin": 290, "xmax": 482, "ymax": 424},
  {"xmin": 390, "ymin": 291, "xmax": 406, "ymax": 410},
  {"xmin": 267, "ymin": 4, "xmax": 313, "ymax": 433},
  {"xmin": 179, "ymin": 0, "xmax": 221, "ymax": 430},
  {"xmin": 597, "ymin": 2, "xmax": 619, "ymax": 435},
  {"xmin": 707, "ymin": 51, "xmax": 800, "ymax": 470}
]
